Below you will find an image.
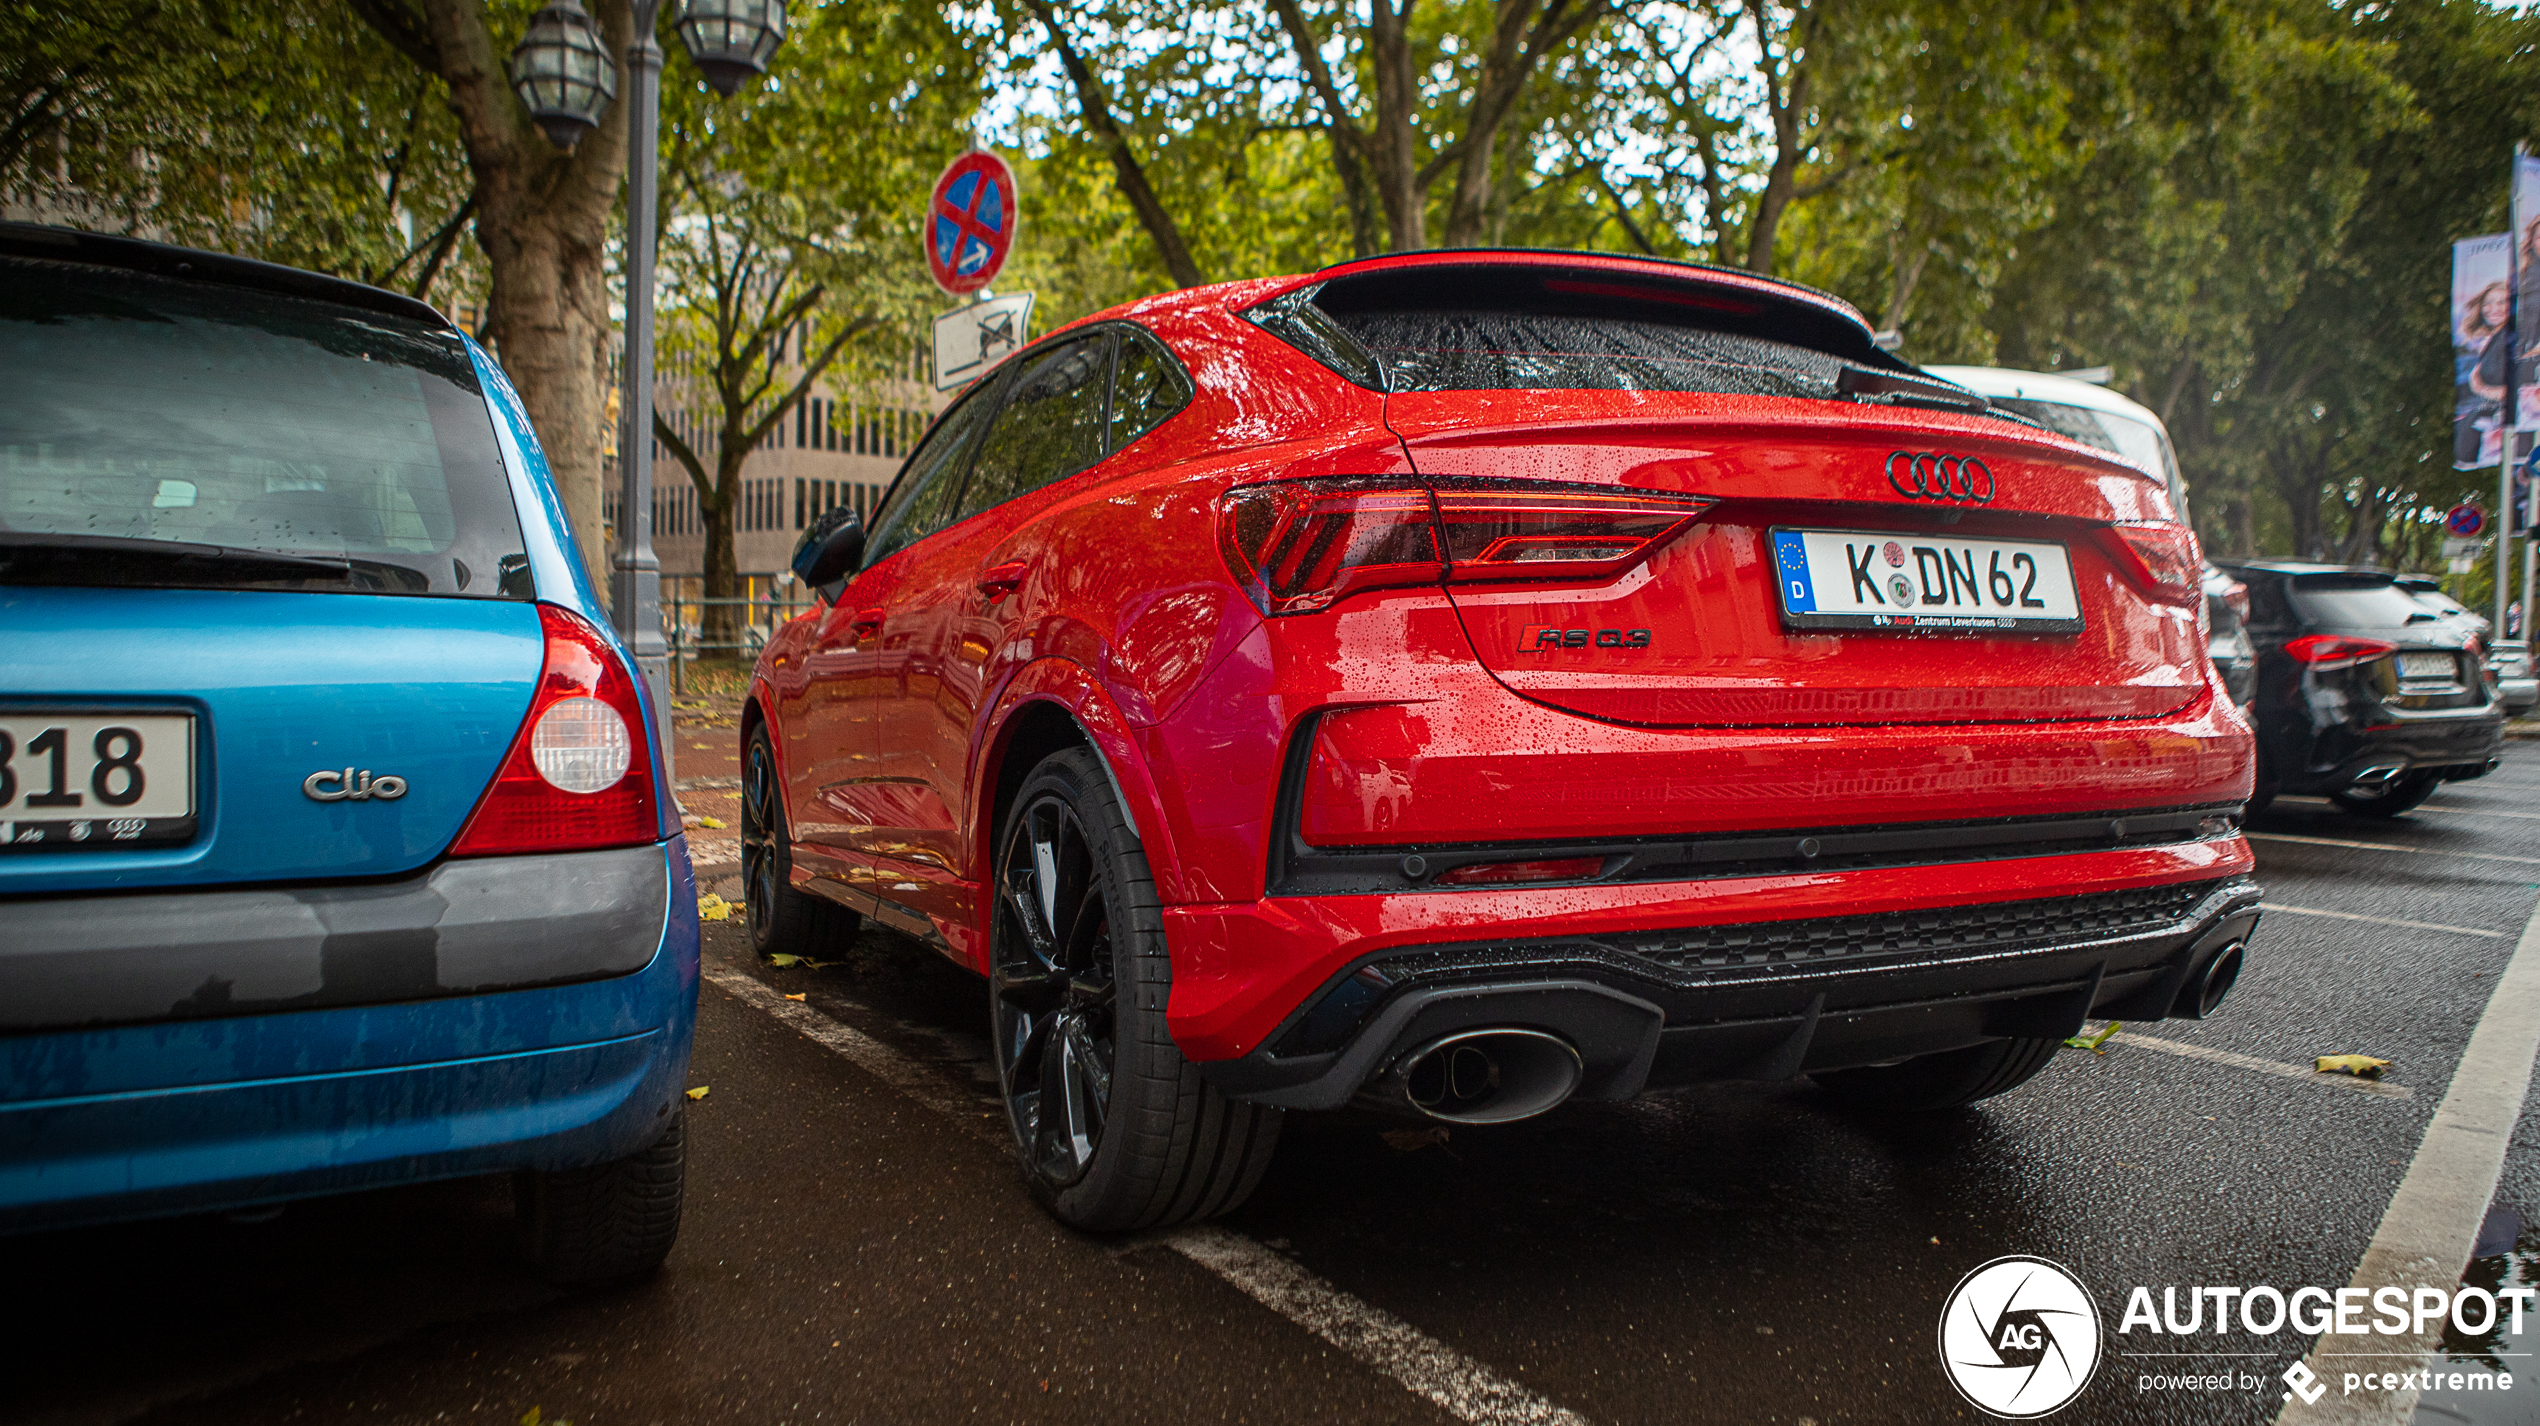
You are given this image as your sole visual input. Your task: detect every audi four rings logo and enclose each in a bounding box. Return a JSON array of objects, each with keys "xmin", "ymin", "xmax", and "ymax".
[{"xmin": 1887, "ymin": 450, "xmax": 1996, "ymax": 504}]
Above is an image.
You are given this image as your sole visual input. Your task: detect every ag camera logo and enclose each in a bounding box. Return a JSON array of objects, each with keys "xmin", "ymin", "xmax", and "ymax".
[{"xmin": 1940, "ymin": 1256, "xmax": 2103, "ymax": 1418}]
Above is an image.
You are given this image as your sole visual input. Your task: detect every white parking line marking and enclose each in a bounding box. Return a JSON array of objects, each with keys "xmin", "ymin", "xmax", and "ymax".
[
  {"xmin": 704, "ymin": 969, "xmax": 995, "ymax": 1133},
  {"xmin": 1167, "ymin": 1226, "xmax": 1593, "ymax": 1426},
  {"xmin": 2247, "ymin": 831, "xmax": 2540, "ymax": 868},
  {"xmin": 2276, "ymin": 886, "xmax": 2540, "ymax": 1425},
  {"xmin": 2264, "ymin": 904, "xmax": 2509, "ymax": 939},
  {"xmin": 702, "ymin": 967, "xmax": 1592, "ymax": 1426},
  {"xmin": 2417, "ymin": 803, "xmax": 2540, "ymax": 822},
  {"xmin": 2082, "ymin": 1024, "xmax": 2414, "ymax": 1099}
]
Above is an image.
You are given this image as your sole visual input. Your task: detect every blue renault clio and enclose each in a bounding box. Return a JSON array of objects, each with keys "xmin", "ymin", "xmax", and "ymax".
[{"xmin": 0, "ymin": 224, "xmax": 700, "ymax": 1283}]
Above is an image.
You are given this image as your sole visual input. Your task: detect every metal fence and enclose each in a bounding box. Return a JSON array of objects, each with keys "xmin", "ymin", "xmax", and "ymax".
[{"xmin": 661, "ymin": 574, "xmax": 818, "ymax": 691}]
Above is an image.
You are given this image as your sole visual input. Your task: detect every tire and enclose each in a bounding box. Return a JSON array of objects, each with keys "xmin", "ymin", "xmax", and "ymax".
[
  {"xmin": 1811, "ymin": 1036, "xmax": 2061, "ymax": 1113},
  {"xmin": 989, "ymin": 747, "xmax": 1281, "ymax": 1230},
  {"xmin": 2245, "ymin": 748, "xmax": 2277, "ymax": 818},
  {"xmin": 516, "ymin": 1109, "xmax": 686, "ymax": 1285},
  {"xmin": 2331, "ymin": 771, "xmax": 2438, "ymax": 818},
  {"xmin": 742, "ymin": 723, "xmax": 860, "ymax": 957}
]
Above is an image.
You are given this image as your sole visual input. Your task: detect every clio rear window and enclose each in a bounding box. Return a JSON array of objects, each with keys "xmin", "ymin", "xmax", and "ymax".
[{"xmin": 0, "ymin": 256, "xmax": 527, "ymax": 596}]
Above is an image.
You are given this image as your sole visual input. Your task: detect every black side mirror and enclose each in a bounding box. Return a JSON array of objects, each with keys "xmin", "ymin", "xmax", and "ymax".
[{"xmin": 791, "ymin": 506, "xmax": 865, "ymax": 589}]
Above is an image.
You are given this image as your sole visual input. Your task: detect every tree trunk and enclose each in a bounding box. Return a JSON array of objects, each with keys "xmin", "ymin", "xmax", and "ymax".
[
  {"xmin": 1022, "ymin": 0, "xmax": 1203, "ymax": 287},
  {"xmin": 1365, "ymin": 0, "xmax": 1425, "ymax": 250},
  {"xmin": 356, "ymin": 0, "xmax": 631, "ymax": 604},
  {"xmin": 702, "ymin": 445, "xmax": 744, "ymax": 653}
]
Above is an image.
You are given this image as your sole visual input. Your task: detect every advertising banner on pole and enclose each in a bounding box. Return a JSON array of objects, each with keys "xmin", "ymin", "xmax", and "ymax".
[{"xmin": 2454, "ymin": 232, "xmax": 2512, "ymax": 470}]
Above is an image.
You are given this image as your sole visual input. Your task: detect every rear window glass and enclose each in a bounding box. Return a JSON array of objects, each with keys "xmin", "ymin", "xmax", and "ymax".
[
  {"xmin": 1991, "ymin": 398, "xmax": 2178, "ymax": 491},
  {"xmin": 2290, "ymin": 577, "xmax": 2437, "ymax": 629},
  {"xmin": 1247, "ymin": 263, "xmax": 1904, "ymax": 399},
  {"xmin": 0, "ymin": 257, "xmax": 525, "ymax": 596},
  {"xmin": 1329, "ymin": 310, "xmax": 1840, "ymax": 397}
]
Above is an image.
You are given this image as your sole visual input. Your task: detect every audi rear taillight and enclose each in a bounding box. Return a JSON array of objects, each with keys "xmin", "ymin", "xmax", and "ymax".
[
  {"xmin": 2098, "ymin": 522, "xmax": 2202, "ymax": 607},
  {"xmin": 450, "ymin": 603, "xmax": 659, "ymax": 856},
  {"xmin": 1217, "ymin": 476, "xmax": 1711, "ymax": 616},
  {"xmin": 2284, "ymin": 634, "xmax": 2396, "ymax": 671}
]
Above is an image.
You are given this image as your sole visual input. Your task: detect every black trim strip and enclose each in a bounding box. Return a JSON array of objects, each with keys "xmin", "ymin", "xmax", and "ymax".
[{"xmin": 1268, "ymin": 760, "xmax": 2244, "ymax": 895}]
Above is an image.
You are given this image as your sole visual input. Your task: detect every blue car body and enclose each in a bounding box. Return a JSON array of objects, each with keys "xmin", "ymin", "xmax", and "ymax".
[{"xmin": 0, "ymin": 225, "xmax": 698, "ymax": 1234}]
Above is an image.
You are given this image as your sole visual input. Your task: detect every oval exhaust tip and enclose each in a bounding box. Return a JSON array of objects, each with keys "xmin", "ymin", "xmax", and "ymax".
[
  {"xmin": 2180, "ymin": 940, "xmax": 2245, "ymax": 1020},
  {"xmin": 1400, "ymin": 1029, "xmax": 1583, "ymax": 1125}
]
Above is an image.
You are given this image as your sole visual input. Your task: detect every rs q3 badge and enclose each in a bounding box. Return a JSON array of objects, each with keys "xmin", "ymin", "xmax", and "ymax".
[{"xmin": 1519, "ymin": 625, "xmax": 1653, "ymax": 651}]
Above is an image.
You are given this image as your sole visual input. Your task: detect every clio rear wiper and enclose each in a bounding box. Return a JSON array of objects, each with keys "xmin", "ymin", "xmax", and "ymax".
[{"xmin": 0, "ymin": 533, "xmax": 355, "ymax": 585}]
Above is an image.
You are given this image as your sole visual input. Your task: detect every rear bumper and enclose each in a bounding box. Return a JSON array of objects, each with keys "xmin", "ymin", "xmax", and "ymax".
[
  {"xmin": 1197, "ymin": 870, "xmax": 2260, "ymax": 1110},
  {"xmin": 2272, "ymin": 705, "xmax": 2506, "ymax": 794},
  {"xmin": 0, "ymin": 839, "xmax": 701, "ymax": 1234}
]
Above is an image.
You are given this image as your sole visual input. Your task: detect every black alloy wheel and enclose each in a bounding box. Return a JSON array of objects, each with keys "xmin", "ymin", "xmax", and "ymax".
[
  {"xmin": 741, "ymin": 724, "xmax": 858, "ymax": 956},
  {"xmin": 989, "ymin": 747, "xmax": 1281, "ymax": 1229},
  {"xmin": 993, "ymin": 786, "xmax": 1117, "ymax": 1188}
]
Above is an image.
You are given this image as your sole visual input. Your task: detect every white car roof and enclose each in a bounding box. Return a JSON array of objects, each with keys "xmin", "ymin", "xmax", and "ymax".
[{"xmin": 1925, "ymin": 365, "xmax": 2173, "ymax": 438}]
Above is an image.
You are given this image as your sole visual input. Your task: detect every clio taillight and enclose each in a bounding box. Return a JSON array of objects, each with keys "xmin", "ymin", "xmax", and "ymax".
[
  {"xmin": 449, "ymin": 603, "xmax": 660, "ymax": 857},
  {"xmin": 1217, "ymin": 476, "xmax": 1711, "ymax": 616}
]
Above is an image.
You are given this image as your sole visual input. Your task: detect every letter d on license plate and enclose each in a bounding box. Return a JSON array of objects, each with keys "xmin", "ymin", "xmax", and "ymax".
[{"xmin": 1771, "ymin": 528, "xmax": 2084, "ymax": 634}]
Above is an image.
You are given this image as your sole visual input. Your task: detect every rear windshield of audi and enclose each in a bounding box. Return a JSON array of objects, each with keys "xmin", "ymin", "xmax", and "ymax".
[
  {"xmin": 2288, "ymin": 574, "xmax": 2438, "ymax": 629},
  {"xmin": 0, "ymin": 256, "xmax": 526, "ymax": 596},
  {"xmin": 1245, "ymin": 263, "xmax": 1915, "ymax": 399}
]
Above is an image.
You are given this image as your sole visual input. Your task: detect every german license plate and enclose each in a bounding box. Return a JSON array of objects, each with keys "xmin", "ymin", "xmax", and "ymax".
[
  {"xmin": 2396, "ymin": 652, "xmax": 2456, "ymax": 680},
  {"xmin": 1771, "ymin": 528, "xmax": 2084, "ymax": 633},
  {"xmin": 0, "ymin": 710, "xmax": 196, "ymax": 851}
]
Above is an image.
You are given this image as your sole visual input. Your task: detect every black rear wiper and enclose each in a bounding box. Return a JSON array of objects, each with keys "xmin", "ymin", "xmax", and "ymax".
[
  {"xmin": 0, "ymin": 533, "xmax": 354, "ymax": 582},
  {"xmin": 1835, "ymin": 365, "xmax": 2006, "ymax": 417}
]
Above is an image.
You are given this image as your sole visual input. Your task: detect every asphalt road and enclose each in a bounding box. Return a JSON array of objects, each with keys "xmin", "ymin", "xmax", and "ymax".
[{"xmin": 11, "ymin": 751, "xmax": 2540, "ymax": 1426}]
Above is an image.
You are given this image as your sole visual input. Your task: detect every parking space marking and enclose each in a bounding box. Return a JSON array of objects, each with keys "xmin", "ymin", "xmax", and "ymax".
[
  {"xmin": 2417, "ymin": 803, "xmax": 2540, "ymax": 822},
  {"xmin": 2276, "ymin": 882, "xmax": 2540, "ymax": 1425},
  {"xmin": 703, "ymin": 969, "xmax": 998, "ymax": 1136},
  {"xmin": 2264, "ymin": 904, "xmax": 2509, "ymax": 939},
  {"xmin": 2082, "ymin": 1024, "xmax": 2415, "ymax": 1100},
  {"xmin": 2247, "ymin": 831, "xmax": 2540, "ymax": 868},
  {"xmin": 702, "ymin": 967, "xmax": 1592, "ymax": 1426},
  {"xmin": 1167, "ymin": 1227, "xmax": 1592, "ymax": 1426}
]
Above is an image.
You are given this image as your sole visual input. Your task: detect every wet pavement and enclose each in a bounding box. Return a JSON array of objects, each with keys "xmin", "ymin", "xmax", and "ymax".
[{"xmin": 9, "ymin": 751, "xmax": 2540, "ymax": 1425}]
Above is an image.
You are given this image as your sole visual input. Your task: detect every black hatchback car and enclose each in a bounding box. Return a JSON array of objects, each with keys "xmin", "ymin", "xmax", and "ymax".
[{"xmin": 2218, "ymin": 561, "xmax": 2505, "ymax": 816}]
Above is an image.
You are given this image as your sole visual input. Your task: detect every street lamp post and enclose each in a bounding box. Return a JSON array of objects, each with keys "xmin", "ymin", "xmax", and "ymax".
[{"xmin": 512, "ymin": 0, "xmax": 787, "ymax": 793}]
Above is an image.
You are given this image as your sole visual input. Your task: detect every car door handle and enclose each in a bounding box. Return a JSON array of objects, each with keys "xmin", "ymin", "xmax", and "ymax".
[
  {"xmin": 977, "ymin": 561, "xmax": 1030, "ymax": 603},
  {"xmin": 848, "ymin": 607, "xmax": 885, "ymax": 636}
]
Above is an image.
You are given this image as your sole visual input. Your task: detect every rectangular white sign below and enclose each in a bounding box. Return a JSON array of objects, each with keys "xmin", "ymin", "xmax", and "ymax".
[{"xmin": 932, "ymin": 292, "xmax": 1035, "ymax": 392}]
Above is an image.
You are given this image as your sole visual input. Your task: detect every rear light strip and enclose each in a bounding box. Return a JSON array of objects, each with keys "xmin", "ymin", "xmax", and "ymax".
[
  {"xmin": 1218, "ymin": 476, "xmax": 1714, "ymax": 616},
  {"xmin": 2283, "ymin": 633, "xmax": 2397, "ymax": 671},
  {"xmin": 449, "ymin": 603, "xmax": 660, "ymax": 857},
  {"xmin": 2098, "ymin": 522, "xmax": 2203, "ymax": 608}
]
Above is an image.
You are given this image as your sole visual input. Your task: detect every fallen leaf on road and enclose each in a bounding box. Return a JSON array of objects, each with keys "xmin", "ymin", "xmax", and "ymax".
[
  {"xmin": 696, "ymin": 815, "xmax": 726, "ymax": 829},
  {"xmin": 784, "ymin": 992, "xmax": 806, "ymax": 1002},
  {"xmin": 2065, "ymin": 1022, "xmax": 2121, "ymax": 1054},
  {"xmin": 2316, "ymin": 1054, "xmax": 2392, "ymax": 1078},
  {"xmin": 685, "ymin": 1086, "xmax": 710, "ymax": 1100},
  {"xmin": 698, "ymin": 894, "xmax": 734, "ymax": 921},
  {"xmin": 768, "ymin": 952, "xmax": 803, "ymax": 967},
  {"xmin": 1381, "ymin": 1127, "xmax": 1450, "ymax": 1152}
]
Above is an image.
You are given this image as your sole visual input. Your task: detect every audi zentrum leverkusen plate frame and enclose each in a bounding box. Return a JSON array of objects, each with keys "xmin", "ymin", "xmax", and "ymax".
[{"xmin": 1771, "ymin": 527, "xmax": 2084, "ymax": 634}]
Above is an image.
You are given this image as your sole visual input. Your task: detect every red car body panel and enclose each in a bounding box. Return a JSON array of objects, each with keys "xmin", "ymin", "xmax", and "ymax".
[{"xmin": 749, "ymin": 248, "xmax": 2259, "ymax": 1091}]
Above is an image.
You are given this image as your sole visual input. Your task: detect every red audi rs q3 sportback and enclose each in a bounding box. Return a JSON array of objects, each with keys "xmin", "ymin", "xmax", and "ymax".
[{"xmin": 746, "ymin": 250, "xmax": 2260, "ymax": 1230}]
